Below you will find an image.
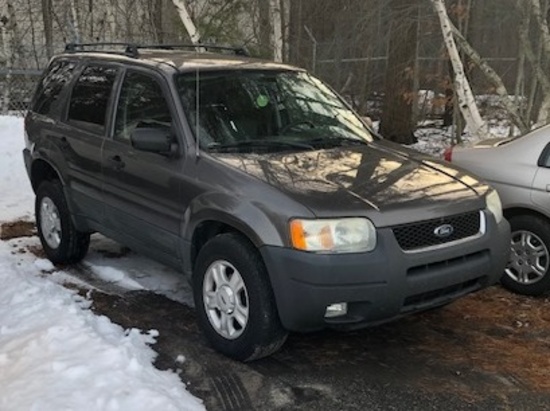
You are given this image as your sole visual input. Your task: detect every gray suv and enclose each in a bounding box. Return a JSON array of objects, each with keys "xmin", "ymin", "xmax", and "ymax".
[{"xmin": 24, "ymin": 43, "xmax": 510, "ymax": 361}]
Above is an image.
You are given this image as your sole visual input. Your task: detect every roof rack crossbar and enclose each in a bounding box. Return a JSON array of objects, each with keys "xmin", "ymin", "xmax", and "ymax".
[{"xmin": 65, "ymin": 42, "xmax": 139, "ymax": 58}]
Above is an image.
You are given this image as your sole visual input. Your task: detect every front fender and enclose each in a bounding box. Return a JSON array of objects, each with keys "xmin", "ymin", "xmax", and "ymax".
[{"xmin": 182, "ymin": 191, "xmax": 288, "ymax": 247}]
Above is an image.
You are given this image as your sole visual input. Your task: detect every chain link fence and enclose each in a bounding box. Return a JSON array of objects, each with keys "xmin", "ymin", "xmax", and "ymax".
[{"xmin": 0, "ymin": 69, "xmax": 43, "ymax": 117}]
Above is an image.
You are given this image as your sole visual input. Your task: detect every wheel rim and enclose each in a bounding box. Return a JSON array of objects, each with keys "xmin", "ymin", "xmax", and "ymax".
[
  {"xmin": 505, "ymin": 230, "xmax": 549, "ymax": 285},
  {"xmin": 203, "ymin": 260, "xmax": 249, "ymax": 340},
  {"xmin": 39, "ymin": 197, "xmax": 62, "ymax": 249}
]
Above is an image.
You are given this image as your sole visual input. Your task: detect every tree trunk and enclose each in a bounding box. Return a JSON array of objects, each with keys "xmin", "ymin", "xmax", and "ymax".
[
  {"xmin": 430, "ymin": 0, "xmax": 487, "ymax": 139},
  {"xmin": 258, "ymin": 0, "xmax": 272, "ymax": 58},
  {"xmin": 171, "ymin": 0, "xmax": 201, "ymax": 44},
  {"xmin": 69, "ymin": 0, "xmax": 81, "ymax": 43},
  {"xmin": 270, "ymin": 0, "xmax": 282, "ymax": 62},
  {"xmin": 379, "ymin": 0, "xmax": 419, "ymax": 145},
  {"xmin": 41, "ymin": 0, "xmax": 53, "ymax": 59}
]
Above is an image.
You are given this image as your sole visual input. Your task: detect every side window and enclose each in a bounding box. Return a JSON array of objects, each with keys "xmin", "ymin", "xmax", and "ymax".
[
  {"xmin": 68, "ymin": 65, "xmax": 117, "ymax": 131},
  {"xmin": 538, "ymin": 143, "xmax": 550, "ymax": 168},
  {"xmin": 114, "ymin": 71, "xmax": 172, "ymax": 142},
  {"xmin": 33, "ymin": 60, "xmax": 77, "ymax": 116}
]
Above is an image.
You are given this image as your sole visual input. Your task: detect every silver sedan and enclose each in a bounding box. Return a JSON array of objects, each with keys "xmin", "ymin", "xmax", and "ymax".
[{"xmin": 445, "ymin": 125, "xmax": 550, "ymax": 295}]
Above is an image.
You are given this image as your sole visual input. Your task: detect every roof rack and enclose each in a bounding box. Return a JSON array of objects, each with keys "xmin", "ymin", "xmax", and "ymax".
[
  {"xmin": 64, "ymin": 42, "xmax": 249, "ymax": 58},
  {"xmin": 136, "ymin": 43, "xmax": 250, "ymax": 57}
]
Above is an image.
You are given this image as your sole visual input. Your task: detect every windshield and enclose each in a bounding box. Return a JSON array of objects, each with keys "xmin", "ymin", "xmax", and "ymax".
[{"xmin": 176, "ymin": 70, "xmax": 375, "ymax": 152}]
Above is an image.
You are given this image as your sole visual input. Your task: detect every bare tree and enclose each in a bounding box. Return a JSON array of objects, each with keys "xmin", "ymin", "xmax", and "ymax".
[{"xmin": 379, "ymin": 0, "xmax": 420, "ymax": 144}]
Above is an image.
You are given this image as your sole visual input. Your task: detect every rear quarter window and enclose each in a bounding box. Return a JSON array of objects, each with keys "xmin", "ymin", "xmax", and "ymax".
[{"xmin": 33, "ymin": 60, "xmax": 77, "ymax": 116}]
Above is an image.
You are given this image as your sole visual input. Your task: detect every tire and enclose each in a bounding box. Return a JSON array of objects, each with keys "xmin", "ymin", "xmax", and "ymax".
[
  {"xmin": 35, "ymin": 180, "xmax": 90, "ymax": 264},
  {"xmin": 193, "ymin": 233, "xmax": 288, "ymax": 361},
  {"xmin": 502, "ymin": 214, "xmax": 550, "ymax": 296}
]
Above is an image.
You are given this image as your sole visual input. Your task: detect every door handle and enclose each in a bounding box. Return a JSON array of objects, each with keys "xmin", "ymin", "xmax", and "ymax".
[{"xmin": 108, "ymin": 155, "xmax": 125, "ymax": 170}]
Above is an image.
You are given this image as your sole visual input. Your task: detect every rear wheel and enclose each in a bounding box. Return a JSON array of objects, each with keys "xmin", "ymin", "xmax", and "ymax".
[
  {"xmin": 502, "ymin": 215, "xmax": 550, "ymax": 296},
  {"xmin": 35, "ymin": 180, "xmax": 90, "ymax": 264},
  {"xmin": 193, "ymin": 233, "xmax": 288, "ymax": 361}
]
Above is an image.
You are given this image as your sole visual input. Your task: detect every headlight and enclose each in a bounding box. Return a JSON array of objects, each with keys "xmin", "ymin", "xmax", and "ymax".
[
  {"xmin": 290, "ymin": 218, "xmax": 376, "ymax": 253},
  {"xmin": 486, "ymin": 190, "xmax": 503, "ymax": 224}
]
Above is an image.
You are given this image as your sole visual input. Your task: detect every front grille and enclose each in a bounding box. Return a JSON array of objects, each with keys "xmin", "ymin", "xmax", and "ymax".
[{"xmin": 392, "ymin": 211, "xmax": 481, "ymax": 251}]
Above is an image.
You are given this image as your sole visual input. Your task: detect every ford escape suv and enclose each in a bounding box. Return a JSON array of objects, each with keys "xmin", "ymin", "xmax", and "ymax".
[{"xmin": 24, "ymin": 43, "xmax": 511, "ymax": 361}]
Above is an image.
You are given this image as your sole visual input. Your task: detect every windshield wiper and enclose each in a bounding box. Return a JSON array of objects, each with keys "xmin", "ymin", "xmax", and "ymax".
[
  {"xmin": 304, "ymin": 136, "xmax": 370, "ymax": 148},
  {"xmin": 208, "ymin": 139, "xmax": 314, "ymax": 153}
]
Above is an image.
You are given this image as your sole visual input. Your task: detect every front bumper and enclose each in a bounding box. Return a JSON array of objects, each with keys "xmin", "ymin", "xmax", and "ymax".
[{"xmin": 260, "ymin": 212, "xmax": 510, "ymax": 332}]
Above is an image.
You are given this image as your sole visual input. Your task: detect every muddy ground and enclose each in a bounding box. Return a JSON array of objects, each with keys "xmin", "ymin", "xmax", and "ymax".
[{"xmin": 4, "ymin": 220, "xmax": 550, "ymax": 410}]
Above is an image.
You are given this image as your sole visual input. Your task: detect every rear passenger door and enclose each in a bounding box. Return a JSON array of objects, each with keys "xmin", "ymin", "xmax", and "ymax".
[
  {"xmin": 101, "ymin": 69, "xmax": 184, "ymax": 266},
  {"xmin": 60, "ymin": 64, "xmax": 119, "ymax": 228}
]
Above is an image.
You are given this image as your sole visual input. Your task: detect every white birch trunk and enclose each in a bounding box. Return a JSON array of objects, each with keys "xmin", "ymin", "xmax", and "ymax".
[
  {"xmin": 430, "ymin": 0, "xmax": 487, "ymax": 140},
  {"xmin": 171, "ymin": 0, "xmax": 201, "ymax": 44},
  {"xmin": 270, "ymin": 0, "xmax": 283, "ymax": 62},
  {"xmin": 69, "ymin": 0, "xmax": 81, "ymax": 42},
  {"xmin": 106, "ymin": 0, "xmax": 117, "ymax": 40},
  {"xmin": 1, "ymin": 24, "xmax": 9, "ymax": 114}
]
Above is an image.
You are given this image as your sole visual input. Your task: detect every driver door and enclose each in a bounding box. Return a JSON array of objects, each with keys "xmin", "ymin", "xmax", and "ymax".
[{"xmin": 101, "ymin": 69, "xmax": 185, "ymax": 267}]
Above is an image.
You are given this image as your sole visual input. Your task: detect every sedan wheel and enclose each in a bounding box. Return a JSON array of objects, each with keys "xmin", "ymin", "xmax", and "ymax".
[{"xmin": 502, "ymin": 215, "xmax": 550, "ymax": 296}]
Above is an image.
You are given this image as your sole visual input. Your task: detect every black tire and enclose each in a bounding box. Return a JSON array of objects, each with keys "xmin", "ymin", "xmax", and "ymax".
[
  {"xmin": 193, "ymin": 233, "xmax": 288, "ymax": 361},
  {"xmin": 35, "ymin": 180, "xmax": 90, "ymax": 264},
  {"xmin": 501, "ymin": 214, "xmax": 550, "ymax": 296}
]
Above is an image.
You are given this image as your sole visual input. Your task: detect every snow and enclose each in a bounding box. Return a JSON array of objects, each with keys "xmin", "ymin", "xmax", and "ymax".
[
  {"xmin": 0, "ymin": 115, "xmax": 204, "ymax": 411},
  {"xmin": 0, "ymin": 116, "xmax": 34, "ymax": 222}
]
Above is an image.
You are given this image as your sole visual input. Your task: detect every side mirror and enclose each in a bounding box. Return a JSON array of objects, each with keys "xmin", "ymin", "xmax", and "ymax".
[{"xmin": 130, "ymin": 127, "xmax": 178, "ymax": 156}]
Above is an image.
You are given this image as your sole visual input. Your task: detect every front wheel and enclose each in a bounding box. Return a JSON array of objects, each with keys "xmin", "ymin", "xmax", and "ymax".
[
  {"xmin": 35, "ymin": 180, "xmax": 90, "ymax": 264},
  {"xmin": 193, "ymin": 233, "xmax": 288, "ymax": 361},
  {"xmin": 502, "ymin": 214, "xmax": 550, "ymax": 296}
]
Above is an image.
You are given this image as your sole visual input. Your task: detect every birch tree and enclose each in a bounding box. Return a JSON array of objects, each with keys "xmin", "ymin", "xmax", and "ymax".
[
  {"xmin": 171, "ymin": 0, "xmax": 201, "ymax": 44},
  {"xmin": 430, "ymin": 0, "xmax": 488, "ymax": 139}
]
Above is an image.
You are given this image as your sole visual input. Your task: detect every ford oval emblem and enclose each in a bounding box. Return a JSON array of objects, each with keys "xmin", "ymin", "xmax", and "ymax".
[{"xmin": 434, "ymin": 224, "xmax": 454, "ymax": 238}]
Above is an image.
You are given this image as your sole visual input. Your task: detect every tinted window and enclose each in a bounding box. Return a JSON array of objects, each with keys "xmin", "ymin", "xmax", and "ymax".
[
  {"xmin": 68, "ymin": 65, "xmax": 117, "ymax": 130},
  {"xmin": 33, "ymin": 60, "xmax": 77, "ymax": 116},
  {"xmin": 114, "ymin": 72, "xmax": 172, "ymax": 142}
]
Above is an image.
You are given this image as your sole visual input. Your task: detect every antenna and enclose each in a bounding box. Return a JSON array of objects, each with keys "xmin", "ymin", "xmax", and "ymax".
[{"xmin": 195, "ymin": 57, "xmax": 200, "ymax": 158}]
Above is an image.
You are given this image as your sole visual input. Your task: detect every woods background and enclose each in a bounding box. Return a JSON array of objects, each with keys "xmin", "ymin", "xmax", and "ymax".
[{"xmin": 0, "ymin": 0, "xmax": 542, "ymax": 144}]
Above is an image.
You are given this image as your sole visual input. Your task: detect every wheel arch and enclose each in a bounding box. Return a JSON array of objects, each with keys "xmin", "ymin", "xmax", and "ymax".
[
  {"xmin": 30, "ymin": 158, "xmax": 65, "ymax": 193},
  {"xmin": 504, "ymin": 207, "xmax": 550, "ymax": 224},
  {"xmin": 187, "ymin": 217, "xmax": 264, "ymax": 274}
]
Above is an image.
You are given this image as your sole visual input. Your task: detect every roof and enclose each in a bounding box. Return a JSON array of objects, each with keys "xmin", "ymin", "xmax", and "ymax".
[{"xmin": 59, "ymin": 43, "xmax": 301, "ymax": 73}]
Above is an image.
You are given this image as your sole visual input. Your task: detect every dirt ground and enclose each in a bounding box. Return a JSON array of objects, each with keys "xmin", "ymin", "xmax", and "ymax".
[{"xmin": 4, "ymin": 220, "xmax": 550, "ymax": 410}]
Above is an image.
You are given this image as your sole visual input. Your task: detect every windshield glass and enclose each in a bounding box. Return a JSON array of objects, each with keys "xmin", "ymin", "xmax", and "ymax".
[{"xmin": 176, "ymin": 70, "xmax": 375, "ymax": 152}]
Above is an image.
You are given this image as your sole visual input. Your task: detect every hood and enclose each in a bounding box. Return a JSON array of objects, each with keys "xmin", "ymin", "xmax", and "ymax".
[
  {"xmin": 212, "ymin": 142, "xmax": 488, "ymax": 226},
  {"xmin": 473, "ymin": 137, "xmax": 513, "ymax": 148}
]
